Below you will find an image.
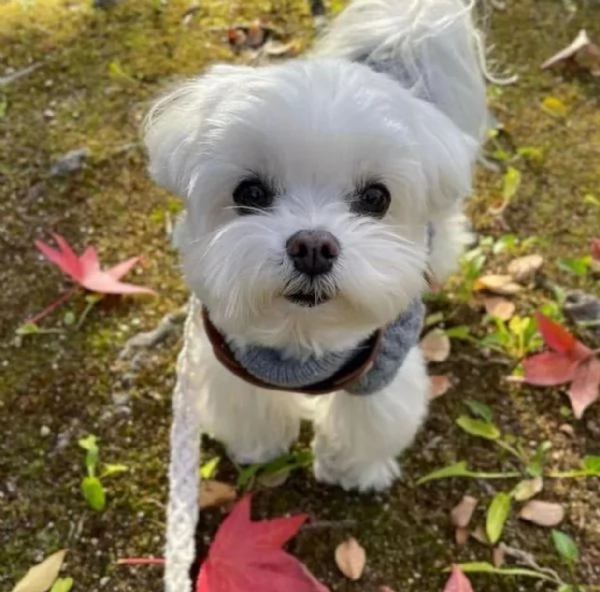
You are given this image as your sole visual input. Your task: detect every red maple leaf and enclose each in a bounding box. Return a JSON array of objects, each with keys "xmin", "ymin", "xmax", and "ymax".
[
  {"xmin": 196, "ymin": 495, "xmax": 329, "ymax": 592},
  {"xmin": 36, "ymin": 233, "xmax": 155, "ymax": 295},
  {"xmin": 443, "ymin": 565, "xmax": 474, "ymax": 592},
  {"xmin": 522, "ymin": 312, "xmax": 599, "ymax": 418}
]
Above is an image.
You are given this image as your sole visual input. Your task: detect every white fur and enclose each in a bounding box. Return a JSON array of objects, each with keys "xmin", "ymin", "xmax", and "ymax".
[{"xmin": 144, "ymin": 0, "xmax": 486, "ymax": 491}]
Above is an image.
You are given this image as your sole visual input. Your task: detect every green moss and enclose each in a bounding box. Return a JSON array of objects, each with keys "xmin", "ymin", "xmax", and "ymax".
[{"xmin": 1, "ymin": 0, "xmax": 599, "ymax": 590}]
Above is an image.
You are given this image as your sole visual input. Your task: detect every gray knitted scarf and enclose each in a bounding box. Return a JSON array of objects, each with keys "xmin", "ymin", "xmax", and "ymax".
[{"xmin": 227, "ymin": 297, "xmax": 425, "ymax": 396}]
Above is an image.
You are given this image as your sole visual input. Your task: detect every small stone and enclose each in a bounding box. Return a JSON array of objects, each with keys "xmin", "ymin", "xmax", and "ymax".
[
  {"xmin": 40, "ymin": 425, "xmax": 51, "ymax": 437},
  {"xmin": 99, "ymin": 576, "xmax": 110, "ymax": 587},
  {"xmin": 49, "ymin": 147, "xmax": 89, "ymax": 177},
  {"xmin": 43, "ymin": 108, "xmax": 55, "ymax": 119}
]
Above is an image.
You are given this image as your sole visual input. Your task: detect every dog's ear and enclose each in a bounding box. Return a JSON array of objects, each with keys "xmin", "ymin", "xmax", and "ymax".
[
  {"xmin": 409, "ymin": 99, "xmax": 479, "ymax": 213},
  {"xmin": 143, "ymin": 64, "xmax": 251, "ymax": 199}
]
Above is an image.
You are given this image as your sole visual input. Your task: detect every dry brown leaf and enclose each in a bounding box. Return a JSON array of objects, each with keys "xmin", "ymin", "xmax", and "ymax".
[
  {"xmin": 199, "ymin": 480, "xmax": 237, "ymax": 510},
  {"xmin": 507, "ymin": 254, "xmax": 544, "ymax": 283},
  {"xmin": 455, "ymin": 527, "xmax": 470, "ymax": 546},
  {"xmin": 450, "ymin": 495, "xmax": 478, "ymax": 528},
  {"xmin": 471, "ymin": 524, "xmax": 490, "ymax": 545},
  {"xmin": 541, "ymin": 29, "xmax": 600, "ymax": 73},
  {"xmin": 483, "ymin": 296, "xmax": 516, "ymax": 321},
  {"xmin": 429, "ymin": 374, "xmax": 451, "ymax": 399},
  {"xmin": 264, "ymin": 39, "xmax": 301, "ymax": 57},
  {"xmin": 519, "ymin": 500, "xmax": 565, "ymax": 527},
  {"xmin": 474, "ymin": 275, "xmax": 522, "ymax": 295},
  {"xmin": 513, "ymin": 477, "xmax": 544, "ymax": 502},
  {"xmin": 334, "ymin": 537, "xmax": 366, "ymax": 581},
  {"xmin": 492, "ymin": 546, "xmax": 505, "ymax": 567},
  {"xmin": 420, "ymin": 329, "xmax": 451, "ymax": 362},
  {"xmin": 12, "ymin": 549, "xmax": 67, "ymax": 592}
]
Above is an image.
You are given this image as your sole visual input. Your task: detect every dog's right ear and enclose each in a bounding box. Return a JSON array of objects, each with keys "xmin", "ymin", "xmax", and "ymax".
[{"xmin": 143, "ymin": 64, "xmax": 250, "ymax": 199}]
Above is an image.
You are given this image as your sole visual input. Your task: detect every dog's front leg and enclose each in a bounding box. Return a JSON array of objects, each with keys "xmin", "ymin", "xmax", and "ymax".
[{"xmin": 311, "ymin": 346, "xmax": 429, "ymax": 492}]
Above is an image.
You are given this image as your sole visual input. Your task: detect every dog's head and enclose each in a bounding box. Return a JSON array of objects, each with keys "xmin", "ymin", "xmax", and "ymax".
[{"xmin": 144, "ymin": 59, "xmax": 476, "ymax": 353}]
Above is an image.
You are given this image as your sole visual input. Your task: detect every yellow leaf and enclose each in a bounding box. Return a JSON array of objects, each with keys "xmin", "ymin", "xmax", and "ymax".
[
  {"xmin": 541, "ymin": 96, "xmax": 567, "ymax": 117},
  {"xmin": 12, "ymin": 550, "xmax": 67, "ymax": 592}
]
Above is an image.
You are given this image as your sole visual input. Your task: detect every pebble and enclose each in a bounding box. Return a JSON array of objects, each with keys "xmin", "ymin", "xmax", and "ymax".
[
  {"xmin": 40, "ymin": 425, "xmax": 51, "ymax": 437},
  {"xmin": 99, "ymin": 576, "xmax": 110, "ymax": 587}
]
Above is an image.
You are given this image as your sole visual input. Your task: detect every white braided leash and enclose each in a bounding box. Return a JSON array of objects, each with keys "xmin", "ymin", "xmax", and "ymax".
[{"xmin": 164, "ymin": 298, "xmax": 201, "ymax": 592}]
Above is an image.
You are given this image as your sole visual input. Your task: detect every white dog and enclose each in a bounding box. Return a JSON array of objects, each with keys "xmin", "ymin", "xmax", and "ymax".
[{"xmin": 144, "ymin": 0, "xmax": 488, "ymax": 493}]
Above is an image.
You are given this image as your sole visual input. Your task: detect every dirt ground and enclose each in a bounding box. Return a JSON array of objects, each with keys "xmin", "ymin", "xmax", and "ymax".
[{"xmin": 1, "ymin": 0, "xmax": 599, "ymax": 591}]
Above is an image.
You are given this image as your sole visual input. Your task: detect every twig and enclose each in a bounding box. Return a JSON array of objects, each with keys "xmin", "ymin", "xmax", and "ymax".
[
  {"xmin": 0, "ymin": 63, "xmax": 41, "ymax": 86},
  {"xmin": 119, "ymin": 305, "xmax": 187, "ymax": 360},
  {"xmin": 499, "ymin": 543, "xmax": 563, "ymax": 584},
  {"xmin": 27, "ymin": 287, "xmax": 78, "ymax": 325}
]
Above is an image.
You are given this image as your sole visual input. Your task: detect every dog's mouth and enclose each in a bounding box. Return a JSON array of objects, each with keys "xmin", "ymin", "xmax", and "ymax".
[{"xmin": 285, "ymin": 291, "xmax": 331, "ymax": 307}]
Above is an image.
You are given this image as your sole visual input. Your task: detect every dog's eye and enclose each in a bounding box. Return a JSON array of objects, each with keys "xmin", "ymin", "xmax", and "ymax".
[
  {"xmin": 233, "ymin": 179, "xmax": 273, "ymax": 214},
  {"xmin": 352, "ymin": 183, "xmax": 391, "ymax": 217}
]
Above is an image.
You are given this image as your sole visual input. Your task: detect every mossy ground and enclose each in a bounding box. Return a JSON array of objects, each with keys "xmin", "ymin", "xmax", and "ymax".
[{"xmin": 1, "ymin": 1, "xmax": 599, "ymax": 591}]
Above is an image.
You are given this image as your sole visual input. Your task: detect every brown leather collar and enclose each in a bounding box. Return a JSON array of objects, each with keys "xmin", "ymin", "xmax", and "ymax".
[{"xmin": 201, "ymin": 306, "xmax": 383, "ymax": 395}]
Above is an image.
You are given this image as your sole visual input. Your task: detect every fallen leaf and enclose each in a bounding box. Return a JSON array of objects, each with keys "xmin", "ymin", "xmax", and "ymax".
[
  {"xmin": 541, "ymin": 29, "xmax": 600, "ymax": 75},
  {"xmin": 522, "ymin": 352, "xmax": 580, "ymax": 386},
  {"xmin": 568, "ymin": 356, "xmax": 600, "ymax": 419},
  {"xmin": 443, "ymin": 564, "xmax": 474, "ymax": 592},
  {"xmin": 507, "ymin": 254, "xmax": 544, "ymax": 283},
  {"xmin": 196, "ymin": 495, "xmax": 327, "ymax": 592},
  {"xmin": 49, "ymin": 578, "xmax": 73, "ymax": 592},
  {"xmin": 541, "ymin": 96, "xmax": 567, "ymax": 118},
  {"xmin": 378, "ymin": 587, "xmax": 396, "ymax": 592},
  {"xmin": 451, "ymin": 496, "xmax": 478, "ymax": 528},
  {"xmin": 199, "ymin": 480, "xmax": 237, "ymax": 510},
  {"xmin": 483, "ymin": 296, "xmax": 516, "ymax": 320},
  {"xmin": 264, "ymin": 40, "xmax": 301, "ymax": 57},
  {"xmin": 486, "ymin": 493, "xmax": 511, "ymax": 544},
  {"xmin": 455, "ymin": 527, "xmax": 470, "ymax": 546},
  {"xmin": 420, "ymin": 329, "xmax": 451, "ymax": 362},
  {"xmin": 12, "ymin": 550, "xmax": 67, "ymax": 592},
  {"xmin": 471, "ymin": 524, "xmax": 490, "ymax": 545},
  {"xmin": 334, "ymin": 538, "xmax": 366, "ymax": 581},
  {"xmin": 512, "ymin": 477, "xmax": 544, "ymax": 502},
  {"xmin": 35, "ymin": 233, "xmax": 155, "ymax": 295},
  {"xmin": 475, "ymin": 275, "xmax": 522, "ymax": 296},
  {"xmin": 492, "ymin": 546, "xmax": 505, "ymax": 567},
  {"xmin": 519, "ymin": 500, "xmax": 565, "ymax": 527},
  {"xmin": 429, "ymin": 374, "xmax": 451, "ymax": 399},
  {"xmin": 534, "ymin": 312, "xmax": 588, "ymax": 357}
]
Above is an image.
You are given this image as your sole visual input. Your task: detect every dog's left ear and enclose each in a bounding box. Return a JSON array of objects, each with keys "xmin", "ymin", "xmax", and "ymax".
[
  {"xmin": 408, "ymin": 99, "xmax": 480, "ymax": 213},
  {"xmin": 143, "ymin": 64, "xmax": 252, "ymax": 199}
]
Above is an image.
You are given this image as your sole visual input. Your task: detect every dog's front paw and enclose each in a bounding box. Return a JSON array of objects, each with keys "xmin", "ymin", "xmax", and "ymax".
[
  {"xmin": 313, "ymin": 455, "xmax": 401, "ymax": 492},
  {"xmin": 227, "ymin": 443, "xmax": 292, "ymax": 467}
]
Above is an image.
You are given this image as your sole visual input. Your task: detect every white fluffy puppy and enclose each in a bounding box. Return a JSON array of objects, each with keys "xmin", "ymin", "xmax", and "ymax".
[{"xmin": 144, "ymin": 0, "xmax": 487, "ymax": 492}]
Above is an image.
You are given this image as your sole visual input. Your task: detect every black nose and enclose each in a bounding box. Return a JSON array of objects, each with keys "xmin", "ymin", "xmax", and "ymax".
[{"xmin": 286, "ymin": 230, "xmax": 340, "ymax": 276}]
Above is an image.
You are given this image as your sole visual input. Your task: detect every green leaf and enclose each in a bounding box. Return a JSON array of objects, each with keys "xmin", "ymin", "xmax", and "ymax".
[
  {"xmin": 486, "ymin": 492, "xmax": 511, "ymax": 544},
  {"xmin": 558, "ymin": 256, "xmax": 592, "ymax": 276},
  {"xmin": 508, "ymin": 315, "xmax": 530, "ymax": 337},
  {"xmin": 455, "ymin": 562, "xmax": 555, "ymax": 581},
  {"xmin": 50, "ymin": 577, "xmax": 74, "ymax": 592},
  {"xmin": 464, "ymin": 399, "xmax": 493, "ymax": 423},
  {"xmin": 512, "ymin": 477, "xmax": 543, "ymax": 502},
  {"xmin": 527, "ymin": 441, "xmax": 552, "ymax": 477},
  {"xmin": 236, "ymin": 464, "xmax": 262, "ymax": 489},
  {"xmin": 100, "ymin": 463, "xmax": 128, "ymax": 479},
  {"xmin": 200, "ymin": 456, "xmax": 221, "ymax": 479},
  {"xmin": 236, "ymin": 450, "xmax": 314, "ymax": 489},
  {"xmin": 552, "ymin": 530, "xmax": 579, "ymax": 564},
  {"xmin": 583, "ymin": 193, "xmax": 599, "ymax": 206},
  {"xmin": 583, "ymin": 456, "xmax": 600, "ymax": 475},
  {"xmin": 63, "ymin": 311, "xmax": 76, "ymax": 326},
  {"xmin": 82, "ymin": 476, "xmax": 106, "ymax": 511},
  {"xmin": 15, "ymin": 322, "xmax": 40, "ymax": 336},
  {"xmin": 557, "ymin": 585, "xmax": 574, "ymax": 592},
  {"xmin": 456, "ymin": 416, "xmax": 501, "ymax": 440},
  {"xmin": 502, "ymin": 167, "xmax": 521, "ymax": 201},
  {"xmin": 517, "ymin": 146, "xmax": 543, "ymax": 161},
  {"xmin": 416, "ymin": 462, "xmax": 471, "ymax": 485},
  {"xmin": 493, "ymin": 234, "xmax": 519, "ymax": 254},
  {"xmin": 444, "ymin": 325, "xmax": 472, "ymax": 340},
  {"xmin": 78, "ymin": 435, "xmax": 99, "ymax": 476}
]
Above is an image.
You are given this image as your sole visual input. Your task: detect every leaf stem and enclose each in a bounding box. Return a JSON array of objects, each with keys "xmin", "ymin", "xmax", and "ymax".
[{"xmin": 27, "ymin": 287, "xmax": 78, "ymax": 324}]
